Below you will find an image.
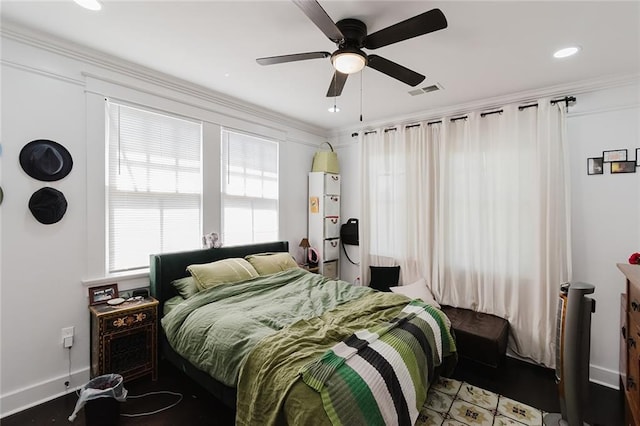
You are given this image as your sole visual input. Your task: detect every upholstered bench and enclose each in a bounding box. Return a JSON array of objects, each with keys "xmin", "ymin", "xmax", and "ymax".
[{"xmin": 440, "ymin": 306, "xmax": 509, "ymax": 368}]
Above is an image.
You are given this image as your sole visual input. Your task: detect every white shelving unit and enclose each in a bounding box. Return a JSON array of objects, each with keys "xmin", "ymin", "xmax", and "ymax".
[{"xmin": 308, "ymin": 172, "xmax": 340, "ymax": 279}]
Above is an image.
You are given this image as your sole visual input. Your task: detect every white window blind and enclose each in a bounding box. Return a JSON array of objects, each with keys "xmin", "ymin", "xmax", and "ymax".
[
  {"xmin": 107, "ymin": 101, "xmax": 202, "ymax": 272},
  {"xmin": 221, "ymin": 130, "xmax": 279, "ymax": 246}
]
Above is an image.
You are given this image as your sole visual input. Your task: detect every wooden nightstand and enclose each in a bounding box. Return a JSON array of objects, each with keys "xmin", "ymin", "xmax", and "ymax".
[
  {"xmin": 300, "ymin": 264, "xmax": 320, "ymax": 273},
  {"xmin": 90, "ymin": 297, "xmax": 158, "ymax": 381}
]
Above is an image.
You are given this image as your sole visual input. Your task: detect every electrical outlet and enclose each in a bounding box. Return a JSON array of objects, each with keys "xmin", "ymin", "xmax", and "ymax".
[{"xmin": 61, "ymin": 326, "xmax": 74, "ymax": 348}]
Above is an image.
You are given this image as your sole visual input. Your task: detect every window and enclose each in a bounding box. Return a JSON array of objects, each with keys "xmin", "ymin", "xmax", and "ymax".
[
  {"xmin": 363, "ymin": 131, "xmax": 407, "ymax": 261},
  {"xmin": 221, "ymin": 129, "xmax": 278, "ymax": 246},
  {"xmin": 106, "ymin": 101, "xmax": 202, "ymax": 272}
]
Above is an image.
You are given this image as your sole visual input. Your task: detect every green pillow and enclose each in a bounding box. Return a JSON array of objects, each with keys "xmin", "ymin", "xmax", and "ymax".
[
  {"xmin": 187, "ymin": 258, "xmax": 259, "ymax": 291},
  {"xmin": 245, "ymin": 252, "xmax": 299, "ymax": 276},
  {"xmin": 171, "ymin": 276, "xmax": 199, "ymax": 299}
]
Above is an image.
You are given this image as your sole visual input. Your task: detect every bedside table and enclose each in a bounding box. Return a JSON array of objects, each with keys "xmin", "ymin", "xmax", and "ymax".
[
  {"xmin": 90, "ymin": 297, "xmax": 158, "ymax": 381},
  {"xmin": 300, "ymin": 264, "xmax": 320, "ymax": 273}
]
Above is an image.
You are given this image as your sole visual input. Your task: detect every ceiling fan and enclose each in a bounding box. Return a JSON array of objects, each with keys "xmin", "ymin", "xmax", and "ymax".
[{"xmin": 256, "ymin": 0, "xmax": 448, "ymax": 97}]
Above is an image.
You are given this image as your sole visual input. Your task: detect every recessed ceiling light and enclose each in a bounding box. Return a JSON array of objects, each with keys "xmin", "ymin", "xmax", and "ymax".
[
  {"xmin": 553, "ymin": 46, "xmax": 580, "ymax": 58},
  {"xmin": 74, "ymin": 0, "xmax": 102, "ymax": 11},
  {"xmin": 328, "ymin": 106, "xmax": 340, "ymax": 113}
]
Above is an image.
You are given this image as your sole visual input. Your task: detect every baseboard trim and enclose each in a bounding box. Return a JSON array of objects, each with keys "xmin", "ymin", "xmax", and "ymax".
[
  {"xmin": 0, "ymin": 367, "xmax": 90, "ymax": 418},
  {"xmin": 589, "ymin": 364, "xmax": 620, "ymax": 390},
  {"xmin": 506, "ymin": 351, "xmax": 619, "ymax": 390}
]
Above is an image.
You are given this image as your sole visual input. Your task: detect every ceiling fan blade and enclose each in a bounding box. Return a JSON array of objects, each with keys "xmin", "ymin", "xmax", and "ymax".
[
  {"xmin": 326, "ymin": 71, "xmax": 348, "ymax": 97},
  {"xmin": 364, "ymin": 8, "xmax": 447, "ymax": 50},
  {"xmin": 367, "ymin": 55, "xmax": 425, "ymax": 86},
  {"xmin": 292, "ymin": 0, "xmax": 344, "ymax": 43},
  {"xmin": 256, "ymin": 51, "xmax": 330, "ymax": 66}
]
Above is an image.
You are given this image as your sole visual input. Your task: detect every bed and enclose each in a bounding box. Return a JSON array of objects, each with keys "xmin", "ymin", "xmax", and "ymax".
[{"xmin": 150, "ymin": 241, "xmax": 457, "ymax": 425}]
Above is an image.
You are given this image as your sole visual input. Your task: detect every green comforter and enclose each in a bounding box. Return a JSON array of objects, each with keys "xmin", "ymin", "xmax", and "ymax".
[
  {"xmin": 236, "ymin": 290, "xmax": 416, "ymax": 426},
  {"xmin": 161, "ymin": 268, "xmax": 372, "ymax": 387}
]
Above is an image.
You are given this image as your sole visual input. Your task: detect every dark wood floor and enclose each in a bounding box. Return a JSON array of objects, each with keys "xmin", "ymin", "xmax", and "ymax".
[
  {"xmin": 1, "ymin": 357, "xmax": 623, "ymax": 425},
  {"xmin": 452, "ymin": 357, "xmax": 624, "ymax": 426}
]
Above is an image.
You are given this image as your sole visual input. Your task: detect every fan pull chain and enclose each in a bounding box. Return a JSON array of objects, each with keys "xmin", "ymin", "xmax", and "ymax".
[
  {"xmin": 333, "ymin": 71, "xmax": 338, "ymax": 113},
  {"xmin": 359, "ymin": 70, "xmax": 363, "ymax": 122}
]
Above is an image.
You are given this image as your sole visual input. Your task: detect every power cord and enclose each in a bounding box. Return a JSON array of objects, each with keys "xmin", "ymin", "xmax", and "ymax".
[
  {"xmin": 341, "ymin": 240, "xmax": 359, "ymax": 266},
  {"xmin": 65, "ymin": 347, "xmax": 72, "ymax": 391},
  {"xmin": 120, "ymin": 391, "xmax": 183, "ymax": 417}
]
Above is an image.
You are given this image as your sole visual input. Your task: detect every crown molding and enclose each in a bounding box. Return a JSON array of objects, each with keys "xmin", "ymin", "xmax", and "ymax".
[
  {"xmin": 0, "ymin": 20, "xmax": 329, "ymax": 138},
  {"xmin": 330, "ymin": 72, "xmax": 640, "ymax": 142},
  {"xmin": 1, "ymin": 58, "xmax": 85, "ymax": 86},
  {"xmin": 567, "ymin": 102, "xmax": 639, "ymax": 119}
]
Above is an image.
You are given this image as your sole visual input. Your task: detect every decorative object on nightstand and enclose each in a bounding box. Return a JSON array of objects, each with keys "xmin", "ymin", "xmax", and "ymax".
[
  {"xmin": 90, "ymin": 296, "xmax": 158, "ymax": 382},
  {"xmin": 88, "ymin": 283, "xmax": 119, "ymax": 306},
  {"xmin": 299, "ymin": 238, "xmax": 310, "ymax": 266}
]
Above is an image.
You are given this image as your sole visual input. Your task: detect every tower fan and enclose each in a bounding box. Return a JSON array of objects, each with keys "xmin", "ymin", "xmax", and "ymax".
[{"xmin": 543, "ymin": 282, "xmax": 596, "ymax": 426}]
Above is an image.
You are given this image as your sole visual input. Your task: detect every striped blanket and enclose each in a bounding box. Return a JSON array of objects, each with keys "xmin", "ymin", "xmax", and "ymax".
[{"xmin": 299, "ymin": 301, "xmax": 456, "ymax": 426}]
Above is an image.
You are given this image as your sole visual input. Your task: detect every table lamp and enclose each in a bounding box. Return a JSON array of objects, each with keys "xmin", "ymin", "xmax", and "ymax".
[{"xmin": 299, "ymin": 238, "xmax": 310, "ymax": 265}]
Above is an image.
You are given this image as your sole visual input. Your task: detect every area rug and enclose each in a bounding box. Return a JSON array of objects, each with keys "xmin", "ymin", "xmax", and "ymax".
[{"xmin": 416, "ymin": 377, "xmax": 546, "ymax": 426}]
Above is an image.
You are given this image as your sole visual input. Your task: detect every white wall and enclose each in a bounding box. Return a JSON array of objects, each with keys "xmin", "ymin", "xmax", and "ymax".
[
  {"xmin": 334, "ymin": 140, "xmax": 361, "ymax": 285},
  {"xmin": 333, "ymin": 82, "xmax": 640, "ymax": 389},
  {"xmin": 568, "ymin": 83, "xmax": 640, "ymax": 387},
  {"xmin": 0, "ymin": 25, "xmax": 323, "ymax": 417}
]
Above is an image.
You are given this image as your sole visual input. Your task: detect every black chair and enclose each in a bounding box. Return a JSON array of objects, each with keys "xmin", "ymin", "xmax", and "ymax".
[{"xmin": 369, "ymin": 265, "xmax": 400, "ymax": 292}]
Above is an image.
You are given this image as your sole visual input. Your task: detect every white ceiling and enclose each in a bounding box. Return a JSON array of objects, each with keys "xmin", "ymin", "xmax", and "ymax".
[{"xmin": 2, "ymin": 1, "xmax": 639, "ymax": 132}]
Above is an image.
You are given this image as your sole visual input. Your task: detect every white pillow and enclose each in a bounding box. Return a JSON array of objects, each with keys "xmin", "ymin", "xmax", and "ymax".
[{"xmin": 389, "ymin": 278, "xmax": 441, "ymax": 308}]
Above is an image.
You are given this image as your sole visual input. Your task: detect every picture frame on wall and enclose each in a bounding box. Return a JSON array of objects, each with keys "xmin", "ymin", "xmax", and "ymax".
[
  {"xmin": 602, "ymin": 149, "xmax": 627, "ymax": 162},
  {"xmin": 587, "ymin": 157, "xmax": 604, "ymax": 175},
  {"xmin": 611, "ymin": 161, "xmax": 636, "ymax": 174},
  {"xmin": 89, "ymin": 283, "xmax": 119, "ymax": 305}
]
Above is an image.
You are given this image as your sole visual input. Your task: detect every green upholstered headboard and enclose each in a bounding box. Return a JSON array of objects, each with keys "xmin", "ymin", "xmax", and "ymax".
[{"xmin": 149, "ymin": 241, "xmax": 290, "ymax": 310}]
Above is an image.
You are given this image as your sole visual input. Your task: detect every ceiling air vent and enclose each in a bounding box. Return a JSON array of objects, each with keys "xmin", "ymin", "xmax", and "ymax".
[{"xmin": 409, "ymin": 83, "xmax": 444, "ymax": 96}]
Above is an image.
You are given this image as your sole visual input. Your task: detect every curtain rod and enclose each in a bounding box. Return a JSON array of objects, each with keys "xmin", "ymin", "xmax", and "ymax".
[
  {"xmin": 351, "ymin": 96, "xmax": 576, "ymax": 136},
  {"xmin": 480, "ymin": 110, "xmax": 502, "ymax": 118},
  {"xmin": 518, "ymin": 103, "xmax": 538, "ymax": 111},
  {"xmin": 518, "ymin": 96, "xmax": 577, "ymax": 111},
  {"xmin": 550, "ymin": 96, "xmax": 576, "ymax": 107}
]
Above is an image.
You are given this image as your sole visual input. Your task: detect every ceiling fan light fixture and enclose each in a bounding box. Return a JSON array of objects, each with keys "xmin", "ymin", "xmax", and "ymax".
[
  {"xmin": 328, "ymin": 106, "xmax": 340, "ymax": 113},
  {"xmin": 331, "ymin": 50, "xmax": 367, "ymax": 74}
]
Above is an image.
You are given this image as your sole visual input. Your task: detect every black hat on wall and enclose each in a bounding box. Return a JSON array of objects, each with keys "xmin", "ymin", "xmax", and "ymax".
[
  {"xmin": 29, "ymin": 187, "xmax": 68, "ymax": 225},
  {"xmin": 19, "ymin": 139, "xmax": 73, "ymax": 181}
]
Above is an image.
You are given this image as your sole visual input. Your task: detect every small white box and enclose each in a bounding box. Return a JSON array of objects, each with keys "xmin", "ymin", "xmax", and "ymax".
[
  {"xmin": 324, "ymin": 174, "xmax": 341, "ymax": 195},
  {"xmin": 323, "ymin": 260, "xmax": 338, "ymax": 279},
  {"xmin": 324, "ymin": 195, "xmax": 340, "ymax": 216},
  {"xmin": 324, "ymin": 217, "xmax": 340, "ymax": 238},
  {"xmin": 324, "ymin": 238, "xmax": 340, "ymax": 261}
]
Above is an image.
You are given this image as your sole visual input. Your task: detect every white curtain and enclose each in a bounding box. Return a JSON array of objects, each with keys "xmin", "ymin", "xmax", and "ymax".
[
  {"xmin": 360, "ymin": 125, "xmax": 441, "ymax": 286},
  {"xmin": 360, "ymin": 99, "xmax": 571, "ymax": 367}
]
